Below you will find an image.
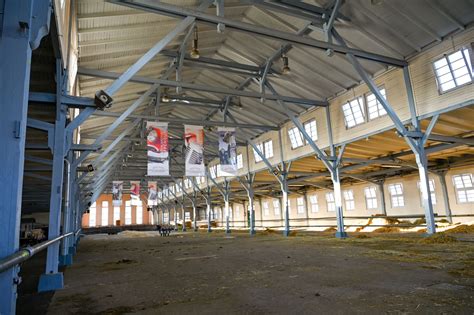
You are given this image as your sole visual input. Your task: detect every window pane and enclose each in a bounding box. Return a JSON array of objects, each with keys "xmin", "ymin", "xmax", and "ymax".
[{"xmin": 264, "ymin": 140, "xmax": 273, "ymax": 158}]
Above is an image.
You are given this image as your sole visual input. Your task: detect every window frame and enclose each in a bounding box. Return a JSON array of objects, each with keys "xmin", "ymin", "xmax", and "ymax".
[
  {"xmin": 303, "ymin": 119, "xmax": 318, "ymax": 144},
  {"xmin": 433, "ymin": 48, "xmax": 473, "ymax": 95},
  {"xmin": 364, "ymin": 186, "xmax": 378, "ymax": 210},
  {"xmin": 296, "ymin": 196, "xmax": 305, "ymax": 214},
  {"xmin": 288, "ymin": 126, "xmax": 304, "ymax": 149},
  {"xmin": 417, "ymin": 179, "xmax": 437, "ymax": 206},
  {"xmin": 309, "ymin": 194, "xmax": 319, "ymax": 213},
  {"xmin": 326, "ymin": 192, "xmax": 335, "ymax": 212},
  {"xmin": 273, "ymin": 199, "xmax": 280, "ymax": 215},
  {"xmin": 342, "ymin": 96, "xmax": 366, "ymax": 129},
  {"xmin": 365, "ymin": 87, "xmax": 388, "ymax": 121},
  {"xmin": 452, "ymin": 174, "xmax": 474, "ymax": 204},
  {"xmin": 388, "ymin": 183, "xmax": 405, "ymax": 208},
  {"xmin": 342, "ymin": 190, "xmax": 355, "ymax": 211}
]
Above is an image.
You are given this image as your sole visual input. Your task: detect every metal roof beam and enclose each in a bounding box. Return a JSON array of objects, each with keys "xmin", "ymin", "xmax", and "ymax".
[
  {"xmin": 78, "ymin": 67, "xmax": 326, "ymax": 106},
  {"xmin": 91, "ymin": 110, "xmax": 279, "ymax": 131},
  {"xmin": 109, "ymin": 0, "xmax": 407, "ymax": 67}
]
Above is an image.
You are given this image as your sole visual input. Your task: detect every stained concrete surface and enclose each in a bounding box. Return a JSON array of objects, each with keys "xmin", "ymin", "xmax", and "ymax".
[{"xmin": 45, "ymin": 231, "xmax": 474, "ymax": 314}]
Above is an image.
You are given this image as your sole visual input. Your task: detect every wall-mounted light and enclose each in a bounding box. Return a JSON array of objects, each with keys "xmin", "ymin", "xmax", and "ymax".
[
  {"xmin": 282, "ymin": 54, "xmax": 290, "ymax": 75},
  {"xmin": 190, "ymin": 26, "xmax": 200, "ymax": 59}
]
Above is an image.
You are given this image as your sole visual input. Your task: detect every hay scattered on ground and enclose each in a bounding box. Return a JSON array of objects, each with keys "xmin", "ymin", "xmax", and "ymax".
[
  {"xmin": 373, "ymin": 227, "xmax": 400, "ymax": 233},
  {"xmin": 324, "ymin": 227, "xmax": 337, "ymax": 232},
  {"xmin": 288, "ymin": 231, "xmax": 298, "ymax": 237},
  {"xmin": 260, "ymin": 228, "xmax": 280, "ymax": 235},
  {"xmin": 118, "ymin": 230, "xmax": 156, "ymax": 238},
  {"xmin": 419, "ymin": 233, "xmax": 458, "ymax": 244},
  {"xmin": 354, "ymin": 234, "xmax": 370, "ymax": 239},
  {"xmin": 445, "ymin": 224, "xmax": 474, "ymax": 234}
]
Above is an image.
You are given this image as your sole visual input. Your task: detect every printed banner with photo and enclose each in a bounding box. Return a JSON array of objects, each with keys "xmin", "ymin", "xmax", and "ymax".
[
  {"xmin": 146, "ymin": 121, "xmax": 169, "ymax": 176},
  {"xmin": 184, "ymin": 125, "xmax": 205, "ymax": 176},
  {"xmin": 112, "ymin": 181, "xmax": 123, "ymax": 206},
  {"xmin": 148, "ymin": 181, "xmax": 158, "ymax": 206},
  {"xmin": 130, "ymin": 181, "xmax": 141, "ymax": 206},
  {"xmin": 218, "ymin": 127, "xmax": 237, "ymax": 176}
]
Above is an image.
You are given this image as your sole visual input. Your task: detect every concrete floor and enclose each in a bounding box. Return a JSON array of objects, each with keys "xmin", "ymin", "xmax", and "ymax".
[{"xmin": 45, "ymin": 231, "xmax": 474, "ymax": 314}]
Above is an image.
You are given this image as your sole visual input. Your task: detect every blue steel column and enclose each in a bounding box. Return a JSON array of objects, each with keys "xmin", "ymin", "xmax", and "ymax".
[
  {"xmin": 0, "ymin": 1, "xmax": 51, "ymax": 313},
  {"xmin": 206, "ymin": 186, "xmax": 212, "ymax": 233},
  {"xmin": 38, "ymin": 61, "xmax": 68, "ymax": 292},
  {"xmin": 60, "ymin": 150, "xmax": 74, "ymax": 266}
]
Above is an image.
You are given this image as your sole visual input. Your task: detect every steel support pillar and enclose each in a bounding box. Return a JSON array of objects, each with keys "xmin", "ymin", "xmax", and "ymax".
[
  {"xmin": 206, "ymin": 187, "xmax": 212, "ymax": 233},
  {"xmin": 192, "ymin": 201, "xmax": 197, "ymax": 231},
  {"xmin": 39, "ymin": 85, "xmax": 68, "ymax": 292},
  {"xmin": 281, "ymin": 177, "xmax": 290, "ymax": 237},
  {"xmin": 59, "ymin": 151, "xmax": 74, "ymax": 267},
  {"xmin": 331, "ymin": 168, "xmax": 347, "ymax": 238},
  {"xmin": 414, "ymin": 146, "xmax": 436, "ymax": 234},
  {"xmin": 437, "ymin": 171, "xmax": 453, "ymax": 223},
  {"xmin": 0, "ymin": 1, "xmax": 51, "ymax": 311},
  {"xmin": 224, "ymin": 180, "xmax": 231, "ymax": 234},
  {"xmin": 181, "ymin": 203, "xmax": 186, "ymax": 232},
  {"xmin": 378, "ymin": 180, "xmax": 387, "ymax": 216}
]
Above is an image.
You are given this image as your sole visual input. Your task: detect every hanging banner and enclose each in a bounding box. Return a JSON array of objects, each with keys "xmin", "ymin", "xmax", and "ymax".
[
  {"xmin": 130, "ymin": 181, "xmax": 141, "ymax": 206},
  {"xmin": 218, "ymin": 127, "xmax": 237, "ymax": 176},
  {"xmin": 146, "ymin": 121, "xmax": 169, "ymax": 176},
  {"xmin": 112, "ymin": 181, "xmax": 123, "ymax": 206},
  {"xmin": 184, "ymin": 125, "xmax": 205, "ymax": 176},
  {"xmin": 148, "ymin": 181, "xmax": 158, "ymax": 206}
]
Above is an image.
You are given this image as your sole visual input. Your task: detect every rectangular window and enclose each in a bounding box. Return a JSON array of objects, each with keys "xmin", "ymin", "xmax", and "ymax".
[
  {"xmin": 364, "ymin": 186, "xmax": 378, "ymax": 209},
  {"xmin": 366, "ymin": 88, "xmax": 387, "ymax": 120},
  {"xmin": 388, "ymin": 183, "xmax": 405, "ymax": 207},
  {"xmin": 101, "ymin": 201, "xmax": 109, "ymax": 226},
  {"xmin": 253, "ymin": 143, "xmax": 264, "ymax": 162},
  {"xmin": 264, "ymin": 140, "xmax": 273, "ymax": 158},
  {"xmin": 288, "ymin": 126, "xmax": 304, "ymax": 149},
  {"xmin": 326, "ymin": 192, "xmax": 335, "ymax": 212},
  {"xmin": 263, "ymin": 201, "xmax": 269, "ymax": 216},
  {"xmin": 136, "ymin": 200, "xmax": 143, "ymax": 224},
  {"xmin": 303, "ymin": 119, "xmax": 318, "ymax": 143},
  {"xmin": 452, "ymin": 174, "xmax": 474, "ymax": 203},
  {"xmin": 343, "ymin": 190, "xmax": 355, "ymax": 210},
  {"xmin": 417, "ymin": 179, "xmax": 437, "ymax": 205},
  {"xmin": 297, "ymin": 196, "xmax": 305, "ymax": 214},
  {"xmin": 236, "ymin": 153, "xmax": 243, "ymax": 169},
  {"xmin": 89, "ymin": 202, "xmax": 96, "ymax": 227},
  {"xmin": 434, "ymin": 48, "xmax": 473, "ymax": 93},
  {"xmin": 235, "ymin": 205, "xmax": 241, "ymax": 217},
  {"xmin": 125, "ymin": 201, "xmax": 132, "ymax": 225},
  {"xmin": 273, "ymin": 199, "xmax": 280, "ymax": 215},
  {"xmin": 309, "ymin": 194, "xmax": 318, "ymax": 213},
  {"xmin": 113, "ymin": 206, "xmax": 120, "ymax": 225},
  {"xmin": 342, "ymin": 96, "xmax": 365, "ymax": 128}
]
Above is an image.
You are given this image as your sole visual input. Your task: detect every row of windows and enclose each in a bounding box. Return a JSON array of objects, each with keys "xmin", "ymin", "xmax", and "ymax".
[
  {"xmin": 240, "ymin": 174, "xmax": 473, "ymax": 215},
  {"xmin": 89, "ymin": 200, "xmax": 143, "ymax": 227},
  {"xmin": 160, "ymin": 174, "xmax": 473, "ymax": 218}
]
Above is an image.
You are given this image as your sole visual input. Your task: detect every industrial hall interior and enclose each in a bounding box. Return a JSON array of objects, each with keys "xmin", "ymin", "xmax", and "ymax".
[{"xmin": 1, "ymin": 0, "xmax": 474, "ymax": 314}]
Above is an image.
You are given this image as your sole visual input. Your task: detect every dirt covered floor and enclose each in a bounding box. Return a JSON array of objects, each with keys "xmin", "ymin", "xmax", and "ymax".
[{"xmin": 46, "ymin": 231, "xmax": 474, "ymax": 314}]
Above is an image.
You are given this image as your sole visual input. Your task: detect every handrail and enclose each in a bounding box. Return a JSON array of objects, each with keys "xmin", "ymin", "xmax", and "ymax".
[{"xmin": 0, "ymin": 232, "xmax": 73, "ymax": 273}]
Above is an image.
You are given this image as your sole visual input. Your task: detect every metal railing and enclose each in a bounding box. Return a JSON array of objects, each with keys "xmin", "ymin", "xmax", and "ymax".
[{"xmin": 0, "ymin": 232, "xmax": 74, "ymax": 273}]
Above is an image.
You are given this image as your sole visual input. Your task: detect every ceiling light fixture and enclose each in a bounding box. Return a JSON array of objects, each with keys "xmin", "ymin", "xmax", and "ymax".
[
  {"xmin": 282, "ymin": 54, "xmax": 290, "ymax": 75},
  {"xmin": 161, "ymin": 88, "xmax": 170, "ymax": 103},
  {"xmin": 190, "ymin": 26, "xmax": 200, "ymax": 59}
]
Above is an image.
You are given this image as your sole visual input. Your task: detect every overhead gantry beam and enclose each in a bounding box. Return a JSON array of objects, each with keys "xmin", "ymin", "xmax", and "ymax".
[
  {"xmin": 108, "ymin": 0, "xmax": 407, "ymax": 67},
  {"xmin": 77, "ymin": 67, "xmax": 327, "ymax": 107}
]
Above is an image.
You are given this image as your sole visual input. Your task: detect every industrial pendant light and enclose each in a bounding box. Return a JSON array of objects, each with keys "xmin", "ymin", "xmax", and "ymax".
[
  {"xmin": 282, "ymin": 54, "xmax": 290, "ymax": 75},
  {"xmin": 190, "ymin": 26, "xmax": 200, "ymax": 59},
  {"xmin": 161, "ymin": 88, "xmax": 170, "ymax": 103}
]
